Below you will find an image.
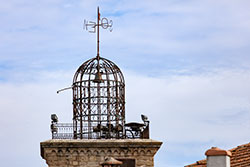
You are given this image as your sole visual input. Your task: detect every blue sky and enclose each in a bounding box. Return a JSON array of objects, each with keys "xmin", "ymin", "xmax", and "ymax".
[{"xmin": 0, "ymin": 0, "xmax": 250, "ymax": 167}]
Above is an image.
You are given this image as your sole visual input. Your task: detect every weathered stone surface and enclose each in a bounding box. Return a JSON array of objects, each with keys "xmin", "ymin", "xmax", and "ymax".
[{"xmin": 41, "ymin": 139, "xmax": 162, "ymax": 167}]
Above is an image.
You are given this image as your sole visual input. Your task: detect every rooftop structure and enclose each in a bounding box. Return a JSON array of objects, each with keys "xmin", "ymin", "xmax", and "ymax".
[
  {"xmin": 50, "ymin": 7, "xmax": 149, "ymax": 140},
  {"xmin": 41, "ymin": 7, "xmax": 162, "ymax": 167},
  {"xmin": 185, "ymin": 142, "xmax": 250, "ymax": 167}
]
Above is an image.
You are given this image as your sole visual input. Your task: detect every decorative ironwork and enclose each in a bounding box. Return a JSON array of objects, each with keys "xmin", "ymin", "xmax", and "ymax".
[
  {"xmin": 84, "ymin": 15, "xmax": 113, "ymax": 33},
  {"xmin": 72, "ymin": 7, "xmax": 126, "ymax": 139},
  {"xmin": 51, "ymin": 114, "xmax": 149, "ymax": 139},
  {"xmin": 51, "ymin": 123, "xmax": 74, "ymax": 139},
  {"xmin": 83, "ymin": 7, "xmax": 113, "ymax": 59},
  {"xmin": 51, "ymin": 7, "xmax": 150, "ymax": 140},
  {"xmin": 72, "ymin": 57, "xmax": 125, "ymax": 139}
]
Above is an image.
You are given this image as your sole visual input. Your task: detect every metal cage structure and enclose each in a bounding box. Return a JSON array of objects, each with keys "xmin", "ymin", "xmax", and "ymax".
[
  {"xmin": 72, "ymin": 56, "xmax": 125, "ymax": 139},
  {"xmin": 50, "ymin": 7, "xmax": 150, "ymax": 140}
]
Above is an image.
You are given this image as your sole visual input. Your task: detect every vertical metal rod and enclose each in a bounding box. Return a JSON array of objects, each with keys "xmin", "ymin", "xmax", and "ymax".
[
  {"xmin": 106, "ymin": 71, "xmax": 111, "ymax": 137},
  {"xmin": 73, "ymin": 86, "xmax": 77, "ymax": 139},
  {"xmin": 103, "ymin": 65, "xmax": 111, "ymax": 137},
  {"xmin": 96, "ymin": 7, "xmax": 101, "ymax": 138},
  {"xmin": 97, "ymin": 81, "xmax": 101, "ymax": 132},
  {"xmin": 115, "ymin": 81, "xmax": 119, "ymax": 138},
  {"xmin": 87, "ymin": 62, "xmax": 95, "ymax": 139},
  {"xmin": 97, "ymin": 6, "xmax": 100, "ymax": 59},
  {"xmin": 80, "ymin": 82, "xmax": 83, "ymax": 139}
]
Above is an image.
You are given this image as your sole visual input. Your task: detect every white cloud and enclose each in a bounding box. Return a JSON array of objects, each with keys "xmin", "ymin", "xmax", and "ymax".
[
  {"xmin": 126, "ymin": 69, "xmax": 250, "ymax": 141},
  {"xmin": 1, "ymin": 0, "xmax": 250, "ymax": 166},
  {"xmin": 0, "ymin": 69, "xmax": 249, "ymax": 166},
  {"xmin": 2, "ymin": 0, "xmax": 250, "ymax": 72},
  {"xmin": 125, "ymin": 69, "xmax": 250, "ymax": 166}
]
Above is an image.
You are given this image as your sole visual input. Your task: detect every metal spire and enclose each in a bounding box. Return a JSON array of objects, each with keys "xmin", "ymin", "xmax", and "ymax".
[
  {"xmin": 97, "ymin": 7, "xmax": 100, "ymax": 59},
  {"xmin": 57, "ymin": 8, "xmax": 113, "ymax": 94},
  {"xmin": 84, "ymin": 7, "xmax": 113, "ymax": 59}
]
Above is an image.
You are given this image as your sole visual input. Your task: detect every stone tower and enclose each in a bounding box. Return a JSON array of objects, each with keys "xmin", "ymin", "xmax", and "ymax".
[{"xmin": 40, "ymin": 7, "xmax": 162, "ymax": 167}]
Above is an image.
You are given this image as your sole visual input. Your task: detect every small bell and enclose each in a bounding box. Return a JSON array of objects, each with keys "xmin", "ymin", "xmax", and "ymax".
[{"xmin": 93, "ymin": 71, "xmax": 104, "ymax": 83}]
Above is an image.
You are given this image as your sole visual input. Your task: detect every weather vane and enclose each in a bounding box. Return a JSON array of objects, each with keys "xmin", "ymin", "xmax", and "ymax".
[
  {"xmin": 57, "ymin": 7, "xmax": 112, "ymax": 94},
  {"xmin": 83, "ymin": 7, "xmax": 113, "ymax": 58}
]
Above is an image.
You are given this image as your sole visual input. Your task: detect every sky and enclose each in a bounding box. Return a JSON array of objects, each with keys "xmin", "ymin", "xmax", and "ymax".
[{"xmin": 0, "ymin": 0, "xmax": 250, "ymax": 166}]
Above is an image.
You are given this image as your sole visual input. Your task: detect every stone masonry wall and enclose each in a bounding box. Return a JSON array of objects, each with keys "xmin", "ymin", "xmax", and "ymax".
[{"xmin": 40, "ymin": 139, "xmax": 162, "ymax": 167}]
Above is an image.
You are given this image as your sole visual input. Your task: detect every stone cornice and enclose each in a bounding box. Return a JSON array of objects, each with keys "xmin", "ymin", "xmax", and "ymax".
[
  {"xmin": 40, "ymin": 139, "xmax": 162, "ymax": 159},
  {"xmin": 41, "ymin": 139, "xmax": 162, "ymax": 148}
]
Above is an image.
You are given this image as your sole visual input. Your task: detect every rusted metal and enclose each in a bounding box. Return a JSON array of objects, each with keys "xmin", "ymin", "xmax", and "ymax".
[
  {"xmin": 51, "ymin": 119, "xmax": 149, "ymax": 139},
  {"xmin": 84, "ymin": 6, "xmax": 113, "ymax": 60},
  {"xmin": 51, "ymin": 7, "xmax": 150, "ymax": 140},
  {"xmin": 72, "ymin": 57, "xmax": 125, "ymax": 139},
  {"xmin": 71, "ymin": 7, "xmax": 124, "ymax": 139}
]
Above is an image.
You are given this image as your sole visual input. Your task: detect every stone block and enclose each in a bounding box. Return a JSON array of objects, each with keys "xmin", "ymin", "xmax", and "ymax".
[{"xmin": 40, "ymin": 139, "xmax": 162, "ymax": 167}]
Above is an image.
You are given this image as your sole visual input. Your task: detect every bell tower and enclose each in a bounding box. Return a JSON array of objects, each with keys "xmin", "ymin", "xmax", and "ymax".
[{"xmin": 40, "ymin": 7, "xmax": 162, "ymax": 167}]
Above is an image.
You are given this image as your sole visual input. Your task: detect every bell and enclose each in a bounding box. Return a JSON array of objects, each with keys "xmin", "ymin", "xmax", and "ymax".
[{"xmin": 93, "ymin": 71, "xmax": 104, "ymax": 83}]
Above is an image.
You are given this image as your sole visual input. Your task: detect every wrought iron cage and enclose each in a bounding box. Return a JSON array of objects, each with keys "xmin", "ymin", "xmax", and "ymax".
[
  {"xmin": 49, "ymin": 8, "xmax": 150, "ymax": 140},
  {"xmin": 72, "ymin": 56, "xmax": 125, "ymax": 139}
]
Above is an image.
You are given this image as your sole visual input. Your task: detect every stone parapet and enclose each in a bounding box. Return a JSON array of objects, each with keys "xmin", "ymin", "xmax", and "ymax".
[{"xmin": 40, "ymin": 139, "xmax": 162, "ymax": 167}]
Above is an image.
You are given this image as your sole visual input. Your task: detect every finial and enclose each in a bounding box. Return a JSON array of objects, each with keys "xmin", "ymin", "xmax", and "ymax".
[{"xmin": 83, "ymin": 7, "xmax": 113, "ymax": 59}]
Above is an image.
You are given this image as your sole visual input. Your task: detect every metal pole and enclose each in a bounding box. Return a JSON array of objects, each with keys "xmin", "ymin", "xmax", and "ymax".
[{"xmin": 97, "ymin": 6, "xmax": 100, "ymax": 59}]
